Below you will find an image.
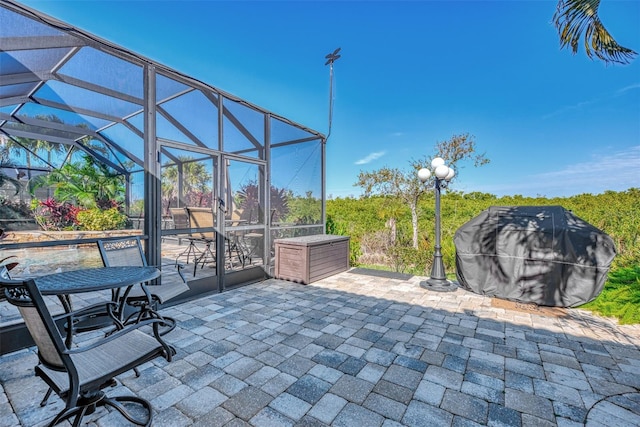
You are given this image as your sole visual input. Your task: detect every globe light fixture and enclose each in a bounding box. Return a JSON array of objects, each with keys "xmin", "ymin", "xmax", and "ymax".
[{"xmin": 418, "ymin": 157, "xmax": 457, "ymax": 292}]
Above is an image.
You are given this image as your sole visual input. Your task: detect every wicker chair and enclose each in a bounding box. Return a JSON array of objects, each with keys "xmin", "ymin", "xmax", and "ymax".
[
  {"xmin": 97, "ymin": 236, "xmax": 189, "ymax": 334},
  {"xmin": 1, "ymin": 277, "xmax": 175, "ymax": 426}
]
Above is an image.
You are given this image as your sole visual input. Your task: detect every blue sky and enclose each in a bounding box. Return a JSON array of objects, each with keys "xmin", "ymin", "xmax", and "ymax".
[{"xmin": 20, "ymin": 0, "xmax": 640, "ymax": 199}]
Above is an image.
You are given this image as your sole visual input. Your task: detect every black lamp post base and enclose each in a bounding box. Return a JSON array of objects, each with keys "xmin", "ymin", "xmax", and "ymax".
[{"xmin": 419, "ymin": 278, "xmax": 458, "ymax": 292}]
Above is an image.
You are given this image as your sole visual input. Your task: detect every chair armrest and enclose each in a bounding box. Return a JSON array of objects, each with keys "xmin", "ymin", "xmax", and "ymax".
[
  {"xmin": 149, "ymin": 262, "xmax": 187, "ymax": 284},
  {"xmin": 174, "ymin": 262, "xmax": 186, "ymax": 283}
]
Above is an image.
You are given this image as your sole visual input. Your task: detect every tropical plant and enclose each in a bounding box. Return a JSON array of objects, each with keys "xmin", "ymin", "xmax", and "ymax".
[
  {"xmin": 235, "ymin": 182, "xmax": 291, "ymax": 224},
  {"xmin": 0, "ymin": 144, "xmax": 22, "ymax": 195},
  {"xmin": 553, "ymin": 0, "xmax": 637, "ymax": 64},
  {"xmin": 161, "ymin": 157, "xmax": 212, "ymax": 211},
  {"xmin": 235, "ymin": 180, "xmax": 261, "ymax": 222},
  {"xmin": 76, "ymin": 207, "xmax": 128, "ymax": 231},
  {"xmin": 270, "ymin": 186, "xmax": 290, "ymax": 224},
  {"xmin": 4, "ymin": 115, "xmax": 68, "ymax": 171},
  {"xmin": 31, "ymin": 198, "xmax": 81, "ymax": 231},
  {"xmin": 129, "ymin": 199, "xmax": 145, "ymax": 217},
  {"xmin": 28, "ymin": 155, "xmax": 125, "ymax": 209}
]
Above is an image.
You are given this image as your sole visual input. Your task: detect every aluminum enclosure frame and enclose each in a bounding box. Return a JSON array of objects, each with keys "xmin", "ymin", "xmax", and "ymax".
[{"xmin": 0, "ymin": 0, "xmax": 327, "ymax": 293}]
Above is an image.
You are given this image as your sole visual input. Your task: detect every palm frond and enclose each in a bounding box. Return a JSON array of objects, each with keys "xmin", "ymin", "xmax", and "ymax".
[{"xmin": 553, "ymin": 0, "xmax": 637, "ymax": 65}]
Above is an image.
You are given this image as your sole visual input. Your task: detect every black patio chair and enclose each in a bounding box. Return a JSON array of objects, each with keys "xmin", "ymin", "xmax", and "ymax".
[
  {"xmin": 185, "ymin": 207, "xmax": 218, "ymax": 275},
  {"xmin": 1, "ymin": 256, "xmax": 133, "ymax": 407},
  {"xmin": 97, "ymin": 236, "xmax": 189, "ymax": 334},
  {"xmin": 170, "ymin": 207, "xmax": 202, "ymax": 265},
  {"xmin": 1, "ymin": 277, "xmax": 175, "ymax": 426},
  {"xmin": 225, "ymin": 208, "xmax": 254, "ymax": 268}
]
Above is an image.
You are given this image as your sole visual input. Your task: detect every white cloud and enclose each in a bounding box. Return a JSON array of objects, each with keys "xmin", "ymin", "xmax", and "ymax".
[
  {"xmin": 535, "ymin": 145, "xmax": 640, "ymax": 181},
  {"xmin": 355, "ymin": 151, "xmax": 386, "ymax": 165},
  {"xmin": 464, "ymin": 146, "xmax": 640, "ymax": 197},
  {"xmin": 616, "ymin": 83, "xmax": 640, "ymax": 95},
  {"xmin": 542, "ymin": 99, "xmax": 597, "ymax": 119},
  {"xmin": 544, "ymin": 83, "xmax": 640, "ymax": 119}
]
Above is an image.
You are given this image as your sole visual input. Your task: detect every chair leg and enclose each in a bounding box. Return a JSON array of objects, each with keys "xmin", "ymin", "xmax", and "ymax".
[
  {"xmin": 175, "ymin": 239, "xmax": 201, "ymax": 266},
  {"xmin": 104, "ymin": 396, "xmax": 153, "ymax": 426},
  {"xmin": 225, "ymin": 238, "xmax": 246, "ymax": 269},
  {"xmin": 154, "ymin": 315, "xmax": 177, "ymax": 336},
  {"xmin": 47, "ymin": 392, "xmax": 152, "ymax": 427},
  {"xmin": 193, "ymin": 240, "xmax": 216, "ymax": 276},
  {"xmin": 40, "ymin": 388, "xmax": 53, "ymax": 407}
]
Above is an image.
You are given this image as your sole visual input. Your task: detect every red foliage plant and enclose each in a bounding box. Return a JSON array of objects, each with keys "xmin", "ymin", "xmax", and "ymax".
[{"xmin": 34, "ymin": 198, "xmax": 82, "ymax": 230}]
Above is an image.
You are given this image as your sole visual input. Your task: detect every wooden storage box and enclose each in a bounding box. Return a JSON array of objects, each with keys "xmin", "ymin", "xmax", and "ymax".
[{"xmin": 274, "ymin": 235, "xmax": 350, "ymax": 284}]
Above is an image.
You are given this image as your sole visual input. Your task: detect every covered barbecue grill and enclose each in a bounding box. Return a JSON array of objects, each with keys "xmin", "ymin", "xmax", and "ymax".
[{"xmin": 454, "ymin": 206, "xmax": 616, "ymax": 307}]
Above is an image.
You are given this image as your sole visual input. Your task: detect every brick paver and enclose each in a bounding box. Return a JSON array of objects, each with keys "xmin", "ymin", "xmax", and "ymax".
[{"xmin": 1, "ymin": 270, "xmax": 639, "ymax": 426}]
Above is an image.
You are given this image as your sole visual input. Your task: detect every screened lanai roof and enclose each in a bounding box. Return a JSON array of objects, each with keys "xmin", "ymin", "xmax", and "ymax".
[{"xmin": 0, "ymin": 0, "xmax": 324, "ymax": 178}]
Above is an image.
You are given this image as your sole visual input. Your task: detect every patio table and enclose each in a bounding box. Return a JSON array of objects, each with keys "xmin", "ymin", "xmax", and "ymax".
[
  {"xmin": 33, "ymin": 266, "xmax": 161, "ymax": 343},
  {"xmin": 34, "ymin": 266, "xmax": 160, "ymax": 295}
]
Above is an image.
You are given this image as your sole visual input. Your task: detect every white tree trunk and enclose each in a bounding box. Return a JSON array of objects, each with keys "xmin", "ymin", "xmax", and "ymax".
[
  {"xmin": 386, "ymin": 217, "xmax": 397, "ymax": 244},
  {"xmin": 411, "ymin": 201, "xmax": 419, "ymax": 249}
]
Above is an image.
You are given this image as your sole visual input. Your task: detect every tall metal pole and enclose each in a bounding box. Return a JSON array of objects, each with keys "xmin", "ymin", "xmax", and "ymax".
[
  {"xmin": 418, "ymin": 160, "xmax": 457, "ymax": 292},
  {"xmin": 323, "ymin": 48, "xmax": 341, "ymax": 233},
  {"xmin": 327, "ymin": 62, "xmax": 334, "ymax": 138},
  {"xmin": 325, "ymin": 48, "xmax": 341, "ymax": 140},
  {"xmin": 426, "ymin": 178, "xmax": 447, "ymax": 284}
]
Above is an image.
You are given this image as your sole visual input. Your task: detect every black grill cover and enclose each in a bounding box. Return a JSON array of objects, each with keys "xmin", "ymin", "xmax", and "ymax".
[{"xmin": 454, "ymin": 206, "xmax": 616, "ymax": 307}]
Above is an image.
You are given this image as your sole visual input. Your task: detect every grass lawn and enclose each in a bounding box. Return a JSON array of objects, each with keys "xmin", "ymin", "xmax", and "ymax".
[{"xmin": 579, "ymin": 266, "xmax": 640, "ymax": 325}]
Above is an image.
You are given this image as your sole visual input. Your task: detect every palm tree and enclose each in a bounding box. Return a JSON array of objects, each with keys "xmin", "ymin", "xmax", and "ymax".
[
  {"xmin": 28, "ymin": 155, "xmax": 125, "ymax": 209},
  {"xmin": 161, "ymin": 157, "xmax": 212, "ymax": 211},
  {"xmin": 553, "ymin": 0, "xmax": 637, "ymax": 64},
  {"xmin": 6, "ymin": 115, "xmax": 68, "ymax": 175}
]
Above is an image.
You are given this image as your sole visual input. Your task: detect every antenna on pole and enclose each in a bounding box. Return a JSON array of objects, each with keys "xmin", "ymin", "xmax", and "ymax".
[{"xmin": 325, "ymin": 47, "xmax": 341, "ymax": 140}]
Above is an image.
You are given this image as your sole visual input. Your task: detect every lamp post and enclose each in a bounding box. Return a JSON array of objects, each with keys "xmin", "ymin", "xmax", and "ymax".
[{"xmin": 418, "ymin": 157, "xmax": 457, "ymax": 292}]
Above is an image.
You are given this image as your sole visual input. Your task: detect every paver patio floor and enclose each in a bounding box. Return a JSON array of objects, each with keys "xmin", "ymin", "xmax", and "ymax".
[{"xmin": 1, "ymin": 269, "xmax": 639, "ymax": 426}]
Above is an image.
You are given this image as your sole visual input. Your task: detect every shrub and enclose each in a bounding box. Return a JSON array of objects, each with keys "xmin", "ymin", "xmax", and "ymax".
[
  {"xmin": 31, "ymin": 198, "xmax": 80, "ymax": 230},
  {"xmin": 327, "ymin": 214, "xmax": 361, "ymax": 266},
  {"xmin": 0, "ymin": 198, "xmax": 33, "ymax": 219},
  {"xmin": 76, "ymin": 207, "xmax": 128, "ymax": 231}
]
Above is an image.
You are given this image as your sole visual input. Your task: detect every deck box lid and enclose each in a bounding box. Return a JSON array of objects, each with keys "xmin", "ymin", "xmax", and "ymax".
[{"xmin": 274, "ymin": 234, "xmax": 349, "ymax": 247}]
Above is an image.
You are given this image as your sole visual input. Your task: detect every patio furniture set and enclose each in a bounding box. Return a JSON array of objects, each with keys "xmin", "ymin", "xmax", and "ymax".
[
  {"xmin": 170, "ymin": 207, "xmax": 260, "ymax": 276},
  {"xmin": 0, "ymin": 237, "xmax": 191, "ymax": 426}
]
